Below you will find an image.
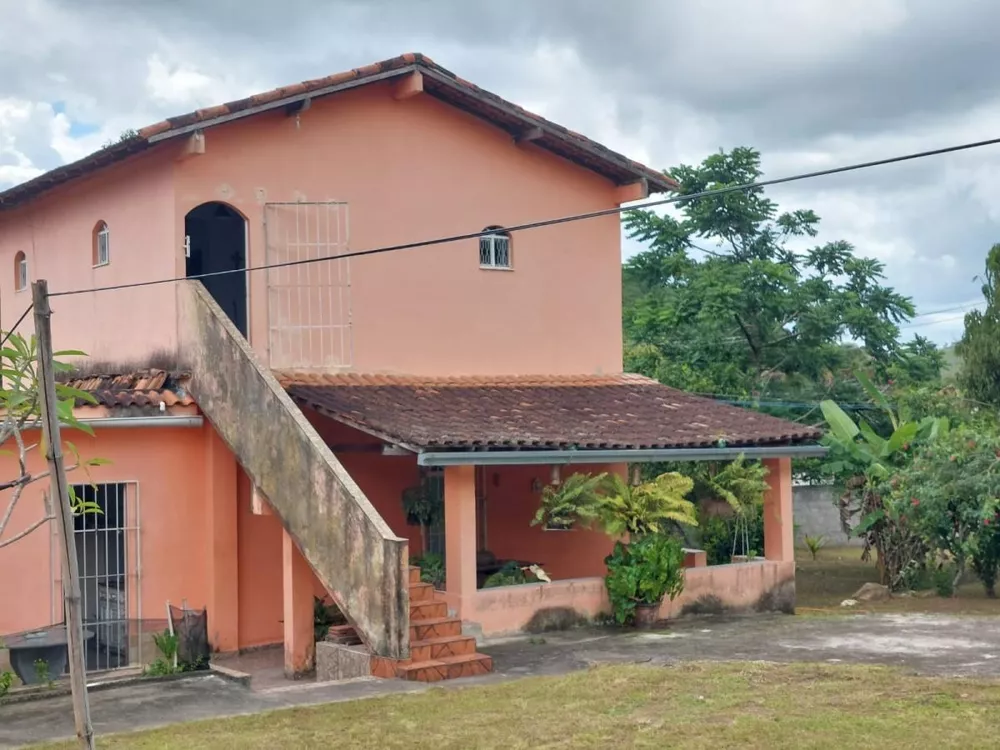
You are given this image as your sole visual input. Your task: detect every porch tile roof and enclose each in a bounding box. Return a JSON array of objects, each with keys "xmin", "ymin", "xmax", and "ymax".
[
  {"xmin": 278, "ymin": 372, "xmax": 821, "ymax": 451},
  {"xmin": 62, "ymin": 370, "xmax": 194, "ymax": 409}
]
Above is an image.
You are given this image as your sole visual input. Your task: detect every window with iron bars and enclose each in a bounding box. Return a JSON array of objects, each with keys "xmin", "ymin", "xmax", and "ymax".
[{"xmin": 479, "ymin": 227, "xmax": 511, "ymax": 269}]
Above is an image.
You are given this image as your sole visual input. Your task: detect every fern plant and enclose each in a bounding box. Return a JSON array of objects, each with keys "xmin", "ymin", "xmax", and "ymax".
[
  {"xmin": 596, "ymin": 472, "xmax": 698, "ymax": 537},
  {"xmin": 531, "ymin": 472, "xmax": 608, "ymax": 530}
]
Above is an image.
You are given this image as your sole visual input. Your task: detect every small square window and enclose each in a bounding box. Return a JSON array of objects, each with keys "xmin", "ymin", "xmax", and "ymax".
[{"xmin": 479, "ymin": 228, "xmax": 511, "ymax": 269}]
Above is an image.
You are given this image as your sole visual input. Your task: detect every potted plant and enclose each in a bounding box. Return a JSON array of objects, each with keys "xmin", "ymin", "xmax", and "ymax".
[{"xmin": 604, "ymin": 534, "xmax": 685, "ymax": 627}]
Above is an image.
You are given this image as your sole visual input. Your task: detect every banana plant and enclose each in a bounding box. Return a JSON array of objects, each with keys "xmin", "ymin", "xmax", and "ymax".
[{"xmin": 819, "ymin": 371, "xmax": 948, "ymax": 586}]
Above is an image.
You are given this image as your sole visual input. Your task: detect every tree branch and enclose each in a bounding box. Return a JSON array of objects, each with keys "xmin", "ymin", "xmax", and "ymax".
[{"xmin": 0, "ymin": 513, "xmax": 54, "ymax": 549}]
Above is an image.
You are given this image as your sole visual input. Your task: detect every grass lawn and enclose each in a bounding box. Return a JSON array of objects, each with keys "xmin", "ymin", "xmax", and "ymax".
[
  {"xmin": 796, "ymin": 545, "xmax": 1000, "ymax": 615},
  {"xmin": 35, "ymin": 662, "xmax": 1000, "ymax": 749}
]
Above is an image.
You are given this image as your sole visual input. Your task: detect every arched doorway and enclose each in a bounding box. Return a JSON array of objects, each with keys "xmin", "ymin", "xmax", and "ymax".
[{"xmin": 185, "ymin": 202, "xmax": 248, "ymax": 336}]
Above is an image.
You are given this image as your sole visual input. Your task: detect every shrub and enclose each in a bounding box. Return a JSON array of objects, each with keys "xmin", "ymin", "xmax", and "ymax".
[
  {"xmin": 697, "ymin": 505, "xmax": 764, "ymax": 565},
  {"xmin": 804, "ymin": 535, "xmax": 826, "ymax": 561},
  {"xmin": 894, "ymin": 427, "xmax": 1000, "ymax": 595},
  {"xmin": 411, "ymin": 552, "xmax": 446, "ymax": 589},
  {"xmin": 604, "ymin": 535, "xmax": 685, "ymax": 625},
  {"xmin": 0, "ymin": 670, "xmax": 13, "ymax": 699},
  {"xmin": 933, "ymin": 565, "xmax": 957, "ymax": 598},
  {"xmin": 972, "ymin": 515, "xmax": 1000, "ymax": 598}
]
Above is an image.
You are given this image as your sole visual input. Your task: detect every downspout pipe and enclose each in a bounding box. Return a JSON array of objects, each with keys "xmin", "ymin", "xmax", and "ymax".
[{"xmin": 417, "ymin": 444, "xmax": 828, "ymax": 467}]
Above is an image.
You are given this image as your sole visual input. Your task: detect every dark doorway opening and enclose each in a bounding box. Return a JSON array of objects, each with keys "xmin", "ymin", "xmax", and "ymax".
[{"xmin": 185, "ymin": 202, "xmax": 247, "ymax": 336}]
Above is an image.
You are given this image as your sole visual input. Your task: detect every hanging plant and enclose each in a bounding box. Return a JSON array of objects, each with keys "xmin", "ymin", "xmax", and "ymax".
[{"xmin": 401, "ymin": 481, "xmax": 443, "ymax": 555}]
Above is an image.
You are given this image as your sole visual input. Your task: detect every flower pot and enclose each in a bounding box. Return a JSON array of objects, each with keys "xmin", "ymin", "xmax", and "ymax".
[{"xmin": 634, "ymin": 602, "xmax": 661, "ymax": 629}]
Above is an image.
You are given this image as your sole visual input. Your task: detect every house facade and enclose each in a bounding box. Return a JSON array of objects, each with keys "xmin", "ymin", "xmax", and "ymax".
[{"xmin": 0, "ymin": 54, "xmax": 821, "ymax": 683}]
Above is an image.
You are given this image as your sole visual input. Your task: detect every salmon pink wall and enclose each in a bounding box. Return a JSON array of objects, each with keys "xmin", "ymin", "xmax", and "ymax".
[
  {"xmin": 0, "ymin": 424, "xmax": 211, "ymax": 639},
  {"xmin": 0, "ymin": 151, "xmax": 177, "ymax": 362},
  {"xmin": 172, "ymin": 82, "xmax": 625, "ymax": 376},
  {"xmin": 302, "ymin": 410, "xmax": 420, "ymax": 548},
  {"xmin": 483, "ymin": 464, "xmax": 623, "ymax": 580}
]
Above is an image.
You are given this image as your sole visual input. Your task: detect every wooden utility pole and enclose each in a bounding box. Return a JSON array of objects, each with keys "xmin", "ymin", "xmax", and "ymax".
[{"xmin": 32, "ymin": 280, "xmax": 95, "ymax": 749}]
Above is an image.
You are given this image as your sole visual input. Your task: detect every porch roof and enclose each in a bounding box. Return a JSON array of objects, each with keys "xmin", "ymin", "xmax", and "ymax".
[{"xmin": 279, "ymin": 373, "xmax": 823, "ymax": 458}]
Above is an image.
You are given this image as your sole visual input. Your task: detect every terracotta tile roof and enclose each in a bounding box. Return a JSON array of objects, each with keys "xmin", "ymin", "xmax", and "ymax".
[
  {"xmin": 280, "ymin": 372, "xmax": 821, "ymax": 451},
  {"xmin": 0, "ymin": 53, "xmax": 676, "ymax": 211},
  {"xmin": 61, "ymin": 370, "xmax": 194, "ymax": 409}
]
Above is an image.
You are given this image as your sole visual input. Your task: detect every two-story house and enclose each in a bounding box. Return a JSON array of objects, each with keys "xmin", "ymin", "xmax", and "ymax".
[{"xmin": 0, "ymin": 54, "xmax": 821, "ymax": 684}]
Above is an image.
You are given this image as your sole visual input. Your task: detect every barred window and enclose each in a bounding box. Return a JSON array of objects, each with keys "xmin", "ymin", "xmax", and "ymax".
[
  {"xmin": 93, "ymin": 221, "xmax": 110, "ymax": 267},
  {"xmin": 479, "ymin": 226, "xmax": 511, "ymax": 269}
]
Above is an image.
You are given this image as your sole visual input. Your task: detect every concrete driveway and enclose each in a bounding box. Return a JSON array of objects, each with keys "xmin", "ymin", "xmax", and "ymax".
[{"xmin": 3, "ymin": 613, "xmax": 999, "ymax": 748}]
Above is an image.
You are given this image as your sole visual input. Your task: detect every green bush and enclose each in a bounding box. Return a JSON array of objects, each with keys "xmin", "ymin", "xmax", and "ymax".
[
  {"xmin": 972, "ymin": 516, "xmax": 1000, "ymax": 598},
  {"xmin": 933, "ymin": 565, "xmax": 957, "ymax": 598},
  {"xmin": 697, "ymin": 506, "xmax": 764, "ymax": 565},
  {"xmin": 604, "ymin": 535, "xmax": 685, "ymax": 625},
  {"xmin": 411, "ymin": 552, "xmax": 446, "ymax": 589},
  {"xmin": 0, "ymin": 669, "xmax": 13, "ymax": 699}
]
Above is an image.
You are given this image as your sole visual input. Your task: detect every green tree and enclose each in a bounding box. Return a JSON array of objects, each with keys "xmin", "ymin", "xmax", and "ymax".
[
  {"xmin": 623, "ymin": 147, "xmax": 915, "ymax": 401},
  {"xmin": 957, "ymin": 244, "xmax": 1000, "ymax": 406}
]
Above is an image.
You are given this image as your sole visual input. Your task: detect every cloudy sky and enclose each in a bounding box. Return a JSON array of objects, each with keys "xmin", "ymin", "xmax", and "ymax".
[{"xmin": 2, "ymin": 0, "xmax": 997, "ymax": 344}]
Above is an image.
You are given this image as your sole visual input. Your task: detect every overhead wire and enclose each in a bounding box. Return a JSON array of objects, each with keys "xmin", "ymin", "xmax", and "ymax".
[{"xmin": 44, "ymin": 132, "xmax": 1000, "ymax": 299}]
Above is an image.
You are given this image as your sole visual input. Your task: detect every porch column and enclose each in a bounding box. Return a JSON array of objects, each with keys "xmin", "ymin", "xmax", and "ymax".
[
  {"xmin": 762, "ymin": 457, "xmax": 794, "ymax": 562},
  {"xmin": 444, "ymin": 465, "xmax": 477, "ymax": 619},
  {"xmin": 282, "ymin": 530, "xmax": 315, "ymax": 678},
  {"xmin": 206, "ymin": 427, "xmax": 239, "ymax": 652}
]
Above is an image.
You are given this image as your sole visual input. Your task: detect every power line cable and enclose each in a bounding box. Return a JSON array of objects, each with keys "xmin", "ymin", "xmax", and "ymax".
[
  {"xmin": 0, "ymin": 305, "xmax": 34, "ymax": 349},
  {"xmin": 48, "ymin": 133, "xmax": 1000, "ymax": 299}
]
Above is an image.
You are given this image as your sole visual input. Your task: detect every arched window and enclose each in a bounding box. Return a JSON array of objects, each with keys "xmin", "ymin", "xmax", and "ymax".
[
  {"xmin": 13, "ymin": 251, "xmax": 27, "ymax": 292},
  {"xmin": 479, "ymin": 226, "xmax": 511, "ymax": 269},
  {"xmin": 93, "ymin": 221, "xmax": 110, "ymax": 267}
]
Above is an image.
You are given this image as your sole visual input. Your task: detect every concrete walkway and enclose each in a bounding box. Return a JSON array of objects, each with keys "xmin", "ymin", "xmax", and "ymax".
[{"xmin": 3, "ymin": 612, "xmax": 1000, "ymax": 748}]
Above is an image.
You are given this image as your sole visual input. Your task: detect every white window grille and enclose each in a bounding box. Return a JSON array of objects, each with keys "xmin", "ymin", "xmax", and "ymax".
[
  {"xmin": 16, "ymin": 254, "xmax": 27, "ymax": 291},
  {"xmin": 95, "ymin": 222, "xmax": 110, "ymax": 266},
  {"xmin": 479, "ymin": 227, "xmax": 511, "ymax": 269}
]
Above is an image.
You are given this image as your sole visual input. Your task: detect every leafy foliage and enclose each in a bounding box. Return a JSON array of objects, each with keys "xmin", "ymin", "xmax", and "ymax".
[
  {"xmin": 482, "ymin": 562, "xmax": 551, "ymax": 588},
  {"xmin": 411, "ymin": 552, "xmax": 445, "ymax": 589},
  {"xmin": 803, "ymin": 535, "xmax": 826, "ymax": 561},
  {"xmin": 597, "ymin": 473, "xmax": 698, "ymax": 537},
  {"xmin": 604, "ymin": 535, "xmax": 685, "ymax": 625},
  {"xmin": 697, "ymin": 506, "xmax": 765, "ymax": 565},
  {"xmin": 893, "ymin": 428, "xmax": 1000, "ymax": 596},
  {"xmin": 531, "ymin": 472, "xmax": 608, "ymax": 530},
  {"xmin": 532, "ymin": 471, "xmax": 698, "ymax": 537},
  {"xmin": 0, "ymin": 333, "xmax": 110, "ymax": 550},
  {"xmin": 623, "ymin": 147, "xmax": 916, "ymax": 403},
  {"xmin": 820, "ymin": 374, "xmax": 948, "ymax": 588},
  {"xmin": 401, "ymin": 477, "xmax": 444, "ymax": 555},
  {"xmin": 957, "ymin": 244, "xmax": 1000, "ymax": 406}
]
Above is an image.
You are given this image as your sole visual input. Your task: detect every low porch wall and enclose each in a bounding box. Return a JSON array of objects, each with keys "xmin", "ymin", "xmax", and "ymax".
[{"xmin": 467, "ymin": 560, "xmax": 796, "ymax": 637}]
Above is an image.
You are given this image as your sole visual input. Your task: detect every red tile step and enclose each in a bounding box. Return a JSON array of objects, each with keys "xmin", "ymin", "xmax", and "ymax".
[
  {"xmin": 326, "ymin": 564, "xmax": 494, "ymax": 683},
  {"xmin": 396, "ymin": 653, "xmax": 494, "ymax": 682}
]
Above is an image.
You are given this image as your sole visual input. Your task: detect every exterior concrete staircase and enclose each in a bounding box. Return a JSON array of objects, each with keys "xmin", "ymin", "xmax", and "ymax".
[
  {"xmin": 177, "ymin": 281, "xmax": 409, "ymax": 659},
  {"xmin": 327, "ymin": 566, "xmax": 493, "ymax": 682}
]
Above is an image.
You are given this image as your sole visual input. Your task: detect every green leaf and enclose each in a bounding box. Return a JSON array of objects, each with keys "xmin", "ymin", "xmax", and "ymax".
[
  {"xmin": 52, "ymin": 349, "xmax": 88, "ymax": 358},
  {"xmin": 820, "ymin": 400, "xmax": 859, "ymax": 441}
]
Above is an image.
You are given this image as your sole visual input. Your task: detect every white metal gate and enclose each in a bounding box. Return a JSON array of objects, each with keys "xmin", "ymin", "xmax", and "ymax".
[
  {"xmin": 51, "ymin": 481, "xmax": 141, "ymax": 672},
  {"xmin": 264, "ymin": 201, "xmax": 353, "ymax": 370}
]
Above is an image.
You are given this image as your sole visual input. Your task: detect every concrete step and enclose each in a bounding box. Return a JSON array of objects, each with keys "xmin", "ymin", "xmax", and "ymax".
[{"xmin": 397, "ymin": 653, "xmax": 494, "ymax": 682}]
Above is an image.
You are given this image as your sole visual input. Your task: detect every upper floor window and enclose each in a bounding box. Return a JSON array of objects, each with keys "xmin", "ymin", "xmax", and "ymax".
[
  {"xmin": 479, "ymin": 226, "xmax": 511, "ymax": 269},
  {"xmin": 14, "ymin": 251, "xmax": 27, "ymax": 292},
  {"xmin": 93, "ymin": 221, "xmax": 110, "ymax": 267}
]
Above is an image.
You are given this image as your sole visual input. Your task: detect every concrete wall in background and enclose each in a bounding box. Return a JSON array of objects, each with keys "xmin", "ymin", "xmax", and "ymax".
[{"xmin": 794, "ymin": 485, "xmax": 862, "ymax": 548}]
